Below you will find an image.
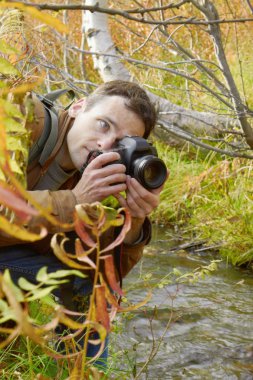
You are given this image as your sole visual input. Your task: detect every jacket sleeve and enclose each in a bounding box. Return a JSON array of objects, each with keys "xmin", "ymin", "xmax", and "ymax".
[
  {"xmin": 0, "ymin": 189, "xmax": 77, "ymax": 247},
  {"xmin": 120, "ymin": 217, "xmax": 152, "ymax": 278},
  {"xmin": 27, "ymin": 189, "xmax": 77, "ymax": 232}
]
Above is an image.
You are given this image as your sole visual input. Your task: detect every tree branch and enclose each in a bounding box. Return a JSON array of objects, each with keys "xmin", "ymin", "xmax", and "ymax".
[
  {"xmin": 69, "ymin": 45, "xmax": 234, "ymax": 110},
  {"xmin": 158, "ymin": 121, "xmax": 253, "ymax": 159},
  {"xmin": 8, "ymin": 1, "xmax": 253, "ymax": 26},
  {"xmin": 190, "ymin": 0, "xmax": 253, "ymax": 148}
]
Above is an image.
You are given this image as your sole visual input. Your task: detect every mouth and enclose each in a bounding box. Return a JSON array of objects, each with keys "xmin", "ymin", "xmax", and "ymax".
[{"xmin": 79, "ymin": 149, "xmax": 100, "ymax": 174}]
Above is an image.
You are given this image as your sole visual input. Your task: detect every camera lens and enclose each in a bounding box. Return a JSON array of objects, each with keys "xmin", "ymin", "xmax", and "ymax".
[{"xmin": 133, "ymin": 156, "xmax": 167, "ymax": 189}]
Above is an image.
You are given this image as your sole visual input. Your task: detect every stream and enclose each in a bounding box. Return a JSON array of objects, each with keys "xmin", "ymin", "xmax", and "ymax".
[{"xmin": 111, "ymin": 225, "xmax": 253, "ymax": 379}]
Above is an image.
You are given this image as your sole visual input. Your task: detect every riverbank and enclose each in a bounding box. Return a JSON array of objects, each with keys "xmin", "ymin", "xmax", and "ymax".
[{"xmin": 153, "ymin": 142, "xmax": 253, "ymax": 268}]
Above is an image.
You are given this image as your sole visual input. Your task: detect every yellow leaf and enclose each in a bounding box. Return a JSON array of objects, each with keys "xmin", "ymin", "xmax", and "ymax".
[
  {"xmin": 0, "ymin": 215, "xmax": 47, "ymax": 241},
  {"xmin": 4, "ymin": 118, "xmax": 26, "ymax": 133},
  {"xmin": 0, "ymin": 80, "xmax": 44, "ymax": 96},
  {"xmin": 0, "ymin": 2, "xmax": 69, "ymax": 34},
  {"xmin": 118, "ymin": 292, "xmax": 152, "ymax": 312},
  {"xmin": 9, "ymin": 159, "xmax": 23, "ymax": 175},
  {"xmin": 0, "ymin": 99, "xmax": 24, "ymax": 119},
  {"xmin": 6, "ymin": 136, "xmax": 27, "ymax": 153},
  {"xmin": 0, "ymin": 57, "xmax": 20, "ymax": 76},
  {"xmin": 0, "ymin": 40, "xmax": 20, "ymax": 55}
]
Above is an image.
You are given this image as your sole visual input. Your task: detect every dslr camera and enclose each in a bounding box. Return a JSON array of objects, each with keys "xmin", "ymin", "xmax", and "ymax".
[
  {"xmin": 85, "ymin": 136, "xmax": 167, "ymax": 190},
  {"xmin": 113, "ymin": 136, "xmax": 167, "ymax": 190}
]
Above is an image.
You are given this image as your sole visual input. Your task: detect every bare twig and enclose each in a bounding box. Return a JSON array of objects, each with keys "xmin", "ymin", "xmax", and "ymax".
[
  {"xmin": 245, "ymin": 0, "xmax": 253, "ymax": 14},
  {"xmin": 158, "ymin": 121, "xmax": 253, "ymax": 159},
  {"xmin": 190, "ymin": 0, "xmax": 253, "ymax": 148},
  {"xmin": 7, "ymin": 1, "xmax": 253, "ymax": 26}
]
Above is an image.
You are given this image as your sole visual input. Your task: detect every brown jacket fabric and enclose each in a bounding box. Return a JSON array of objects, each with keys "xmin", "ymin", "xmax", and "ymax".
[{"xmin": 0, "ymin": 95, "xmax": 151, "ymax": 278}]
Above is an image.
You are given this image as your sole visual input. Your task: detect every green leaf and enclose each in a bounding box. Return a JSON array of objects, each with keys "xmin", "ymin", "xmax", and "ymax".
[
  {"xmin": 0, "ymin": 299, "xmax": 8, "ymax": 313},
  {"xmin": 4, "ymin": 117, "xmax": 26, "ymax": 133},
  {"xmin": 35, "ymin": 266, "xmax": 48, "ymax": 282},
  {"xmin": 0, "ymin": 40, "xmax": 20, "ymax": 55},
  {"xmin": 18, "ymin": 277, "xmax": 38, "ymax": 291},
  {"xmin": 0, "ymin": 57, "xmax": 20, "ymax": 76},
  {"xmin": 3, "ymin": 270, "xmax": 24, "ymax": 302},
  {"xmin": 0, "ymin": 99, "xmax": 24, "ymax": 119},
  {"xmin": 26, "ymin": 285, "xmax": 58, "ymax": 302},
  {"xmin": 6, "ymin": 136, "xmax": 27, "ymax": 153},
  {"xmin": 0, "ymin": 310, "xmax": 17, "ymax": 324},
  {"xmin": 48, "ymin": 269, "xmax": 86, "ymax": 279},
  {"xmin": 35, "ymin": 267, "xmax": 86, "ymax": 286},
  {"xmin": 39, "ymin": 278, "xmax": 69, "ymax": 285},
  {"xmin": 40, "ymin": 294, "xmax": 58, "ymax": 307},
  {"xmin": 173, "ymin": 268, "xmax": 182, "ymax": 276},
  {"xmin": 9, "ymin": 159, "xmax": 23, "ymax": 175},
  {"xmin": 0, "ymin": 80, "xmax": 8, "ymax": 89}
]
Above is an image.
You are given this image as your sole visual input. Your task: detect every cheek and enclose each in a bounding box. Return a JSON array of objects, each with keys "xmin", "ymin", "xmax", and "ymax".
[
  {"xmin": 68, "ymin": 121, "xmax": 82, "ymax": 146},
  {"xmin": 66, "ymin": 129, "xmax": 75, "ymax": 151}
]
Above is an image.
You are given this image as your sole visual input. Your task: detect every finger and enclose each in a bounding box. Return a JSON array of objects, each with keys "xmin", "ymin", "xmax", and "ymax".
[
  {"xmin": 90, "ymin": 183, "xmax": 127, "ymax": 201},
  {"xmin": 125, "ymin": 180, "xmax": 154, "ymax": 217},
  {"xmin": 99, "ymin": 173, "xmax": 127, "ymax": 187},
  {"xmin": 88, "ymin": 152, "xmax": 121, "ymax": 169},
  {"xmin": 82, "ymin": 169, "xmax": 127, "ymax": 190},
  {"xmin": 127, "ymin": 177, "xmax": 159, "ymax": 208},
  {"xmin": 104, "ymin": 183, "xmax": 127, "ymax": 195}
]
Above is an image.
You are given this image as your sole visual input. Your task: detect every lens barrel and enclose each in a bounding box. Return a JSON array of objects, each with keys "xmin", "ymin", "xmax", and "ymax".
[{"xmin": 133, "ymin": 155, "xmax": 167, "ymax": 189}]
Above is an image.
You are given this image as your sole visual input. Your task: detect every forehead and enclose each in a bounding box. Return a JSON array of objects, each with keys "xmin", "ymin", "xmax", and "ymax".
[{"xmin": 86, "ymin": 95, "xmax": 128, "ymax": 114}]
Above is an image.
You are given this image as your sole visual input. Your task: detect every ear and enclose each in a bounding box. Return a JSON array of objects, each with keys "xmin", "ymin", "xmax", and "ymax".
[{"xmin": 68, "ymin": 98, "xmax": 87, "ymax": 118}]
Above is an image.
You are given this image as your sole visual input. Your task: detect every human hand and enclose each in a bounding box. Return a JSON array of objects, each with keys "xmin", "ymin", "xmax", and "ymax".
[
  {"xmin": 115, "ymin": 172, "xmax": 169, "ymax": 244},
  {"xmin": 72, "ymin": 152, "xmax": 127, "ymax": 204},
  {"xmin": 116, "ymin": 175, "xmax": 166, "ymax": 219}
]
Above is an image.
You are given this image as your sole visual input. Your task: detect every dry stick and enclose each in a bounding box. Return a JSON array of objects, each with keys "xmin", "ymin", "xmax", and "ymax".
[
  {"xmin": 191, "ymin": 0, "xmax": 253, "ymax": 149},
  {"xmin": 68, "ymin": 46, "xmax": 234, "ymax": 110},
  {"xmin": 158, "ymin": 121, "xmax": 253, "ymax": 159},
  {"xmin": 10, "ymin": 0, "xmax": 191, "ymax": 15},
  {"xmin": 113, "ymin": 13, "xmax": 231, "ymax": 102},
  {"xmin": 232, "ymin": 8, "xmax": 247, "ymax": 105},
  {"xmin": 160, "ymin": 30, "xmax": 231, "ymax": 99},
  {"xmin": 63, "ymin": 1, "xmax": 69, "ymax": 75},
  {"xmin": 246, "ymin": 0, "xmax": 253, "ymax": 14},
  {"xmin": 7, "ymin": 1, "xmax": 253, "ymax": 26},
  {"xmin": 134, "ymin": 291, "xmax": 178, "ymax": 379}
]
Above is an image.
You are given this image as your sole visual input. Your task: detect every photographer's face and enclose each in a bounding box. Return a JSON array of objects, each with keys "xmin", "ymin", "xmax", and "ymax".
[{"xmin": 65, "ymin": 95, "xmax": 145, "ymax": 171}]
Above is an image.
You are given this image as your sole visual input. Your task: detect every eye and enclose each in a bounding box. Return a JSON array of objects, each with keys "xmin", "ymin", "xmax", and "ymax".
[{"xmin": 99, "ymin": 120, "xmax": 110, "ymax": 131}]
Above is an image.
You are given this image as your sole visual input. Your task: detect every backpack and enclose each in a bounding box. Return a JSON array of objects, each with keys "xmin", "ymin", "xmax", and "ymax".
[{"xmin": 28, "ymin": 89, "xmax": 75, "ymax": 166}]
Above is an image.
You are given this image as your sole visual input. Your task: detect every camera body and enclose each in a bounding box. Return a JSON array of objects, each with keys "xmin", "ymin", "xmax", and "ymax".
[
  {"xmin": 81, "ymin": 136, "xmax": 167, "ymax": 190},
  {"xmin": 111, "ymin": 136, "xmax": 167, "ymax": 190}
]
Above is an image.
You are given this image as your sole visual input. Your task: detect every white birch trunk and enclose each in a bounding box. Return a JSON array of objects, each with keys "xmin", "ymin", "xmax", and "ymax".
[
  {"xmin": 83, "ymin": 0, "xmax": 130, "ymax": 81},
  {"xmin": 82, "ymin": 0, "xmax": 237, "ymax": 143}
]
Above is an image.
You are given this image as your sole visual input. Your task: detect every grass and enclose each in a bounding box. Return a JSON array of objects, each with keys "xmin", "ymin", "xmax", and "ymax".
[
  {"xmin": 0, "ymin": 338, "xmax": 69, "ymax": 380},
  {"xmin": 153, "ymin": 141, "xmax": 253, "ymax": 267}
]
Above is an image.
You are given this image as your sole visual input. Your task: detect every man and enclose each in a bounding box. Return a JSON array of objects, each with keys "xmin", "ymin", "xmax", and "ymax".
[{"xmin": 0, "ymin": 80, "xmax": 165, "ymax": 363}]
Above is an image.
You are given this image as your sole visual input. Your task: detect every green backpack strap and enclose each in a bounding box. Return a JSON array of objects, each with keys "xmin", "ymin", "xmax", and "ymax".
[
  {"xmin": 28, "ymin": 89, "xmax": 75, "ymax": 166},
  {"xmin": 42, "ymin": 88, "xmax": 75, "ymax": 110}
]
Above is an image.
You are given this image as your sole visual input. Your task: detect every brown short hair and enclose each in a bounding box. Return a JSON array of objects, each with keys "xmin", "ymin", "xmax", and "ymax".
[{"xmin": 85, "ymin": 80, "xmax": 157, "ymax": 138}]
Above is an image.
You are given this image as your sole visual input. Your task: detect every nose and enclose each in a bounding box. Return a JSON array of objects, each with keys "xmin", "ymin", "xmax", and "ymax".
[{"xmin": 98, "ymin": 135, "xmax": 117, "ymax": 150}]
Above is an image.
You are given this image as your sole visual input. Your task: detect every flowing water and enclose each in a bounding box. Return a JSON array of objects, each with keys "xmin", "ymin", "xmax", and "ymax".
[{"xmin": 111, "ymin": 225, "xmax": 253, "ymax": 379}]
